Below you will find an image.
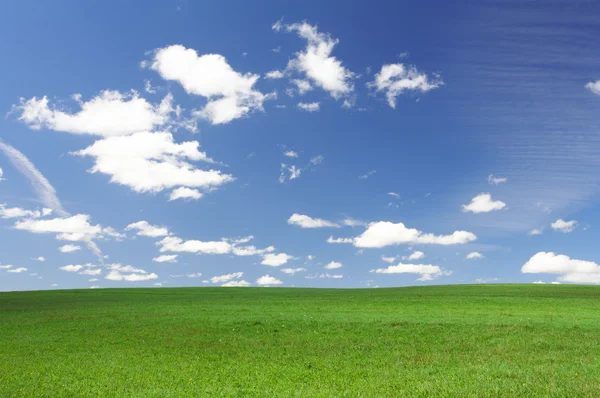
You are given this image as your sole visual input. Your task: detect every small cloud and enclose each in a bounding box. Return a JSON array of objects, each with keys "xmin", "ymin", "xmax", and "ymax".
[
  {"xmin": 465, "ymin": 252, "xmax": 484, "ymax": 260},
  {"xmin": 388, "ymin": 192, "xmax": 401, "ymax": 199},
  {"xmin": 297, "ymin": 102, "xmax": 320, "ymax": 112},
  {"xmin": 585, "ymin": 80, "xmax": 600, "ymax": 95},
  {"xmin": 551, "ymin": 219, "xmax": 577, "ymax": 233},
  {"xmin": 528, "ymin": 228, "xmax": 543, "ymax": 236},
  {"xmin": 488, "ymin": 174, "xmax": 507, "ymax": 185},
  {"xmin": 462, "ymin": 193, "xmax": 506, "ymax": 213},
  {"xmin": 325, "ymin": 261, "xmax": 343, "ymax": 269},
  {"xmin": 284, "ymin": 151, "xmax": 299, "ymax": 158},
  {"xmin": 359, "ymin": 170, "xmax": 376, "ymax": 179}
]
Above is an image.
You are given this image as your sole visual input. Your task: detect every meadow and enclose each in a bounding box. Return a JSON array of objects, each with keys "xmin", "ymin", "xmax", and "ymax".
[{"xmin": 1, "ymin": 284, "xmax": 600, "ymax": 397}]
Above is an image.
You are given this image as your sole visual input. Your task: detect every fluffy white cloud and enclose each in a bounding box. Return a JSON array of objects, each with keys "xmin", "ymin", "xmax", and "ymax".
[
  {"xmin": 585, "ymin": 80, "xmax": 600, "ymax": 95},
  {"xmin": 256, "ymin": 274, "xmax": 283, "ymax": 285},
  {"xmin": 14, "ymin": 214, "xmax": 117, "ymax": 242},
  {"xmin": 187, "ymin": 273, "xmax": 202, "ymax": 278},
  {"xmin": 261, "ymin": 253, "xmax": 293, "ymax": 267},
  {"xmin": 126, "ymin": 221, "xmax": 170, "ymax": 237},
  {"xmin": 16, "ymin": 91, "xmax": 175, "ymax": 136},
  {"xmin": 0, "ymin": 265, "xmax": 13, "ymax": 269},
  {"xmin": 79, "ymin": 268, "xmax": 101, "ymax": 276},
  {"xmin": 279, "ymin": 164, "xmax": 302, "ymax": 183},
  {"xmin": 280, "ymin": 267, "xmax": 306, "ymax": 275},
  {"xmin": 297, "ymin": 102, "xmax": 320, "ymax": 112},
  {"xmin": 265, "ymin": 70, "xmax": 284, "ymax": 79},
  {"xmin": 402, "ymin": 251, "xmax": 425, "ymax": 261},
  {"xmin": 209, "ymin": 272, "xmax": 243, "ymax": 284},
  {"xmin": 288, "ymin": 213, "xmax": 340, "ymax": 228},
  {"xmin": 551, "ymin": 219, "xmax": 578, "ymax": 233},
  {"xmin": 222, "ymin": 280, "xmax": 250, "ymax": 287},
  {"xmin": 152, "ymin": 254, "xmax": 178, "ymax": 263},
  {"xmin": 32, "ymin": 256, "xmax": 45, "ymax": 262},
  {"xmin": 7, "ymin": 267, "xmax": 28, "ymax": 273},
  {"xmin": 305, "ymin": 273, "xmax": 343, "ymax": 279},
  {"xmin": 388, "ymin": 192, "xmax": 401, "ymax": 199},
  {"xmin": 334, "ymin": 221, "xmax": 476, "ymax": 248},
  {"xmin": 466, "ymin": 252, "xmax": 484, "ymax": 260},
  {"xmin": 105, "ymin": 263, "xmax": 158, "ymax": 282},
  {"xmin": 371, "ymin": 263, "xmax": 451, "ymax": 281},
  {"xmin": 276, "ymin": 21, "xmax": 354, "ymax": 98},
  {"xmin": 169, "ymin": 187, "xmax": 203, "ymax": 201},
  {"xmin": 0, "ymin": 204, "xmax": 52, "ymax": 219},
  {"xmin": 284, "ymin": 151, "xmax": 298, "ymax": 158},
  {"xmin": 462, "ymin": 193, "xmax": 506, "ymax": 213},
  {"xmin": 158, "ymin": 236, "xmax": 232, "ymax": 254},
  {"xmin": 59, "ymin": 244, "xmax": 81, "ymax": 253},
  {"xmin": 522, "ymin": 252, "xmax": 600, "ymax": 284},
  {"xmin": 74, "ymin": 131, "xmax": 233, "ymax": 195},
  {"xmin": 368, "ymin": 64, "xmax": 443, "ymax": 108},
  {"xmin": 528, "ymin": 228, "xmax": 543, "ymax": 236},
  {"xmin": 488, "ymin": 174, "xmax": 507, "ymax": 185},
  {"xmin": 148, "ymin": 45, "xmax": 273, "ymax": 124},
  {"xmin": 59, "ymin": 264, "xmax": 84, "ymax": 272},
  {"xmin": 325, "ymin": 261, "xmax": 342, "ymax": 269}
]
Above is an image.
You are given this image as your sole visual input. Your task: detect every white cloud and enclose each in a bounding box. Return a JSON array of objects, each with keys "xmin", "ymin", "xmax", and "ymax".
[
  {"xmin": 284, "ymin": 151, "xmax": 299, "ymax": 158},
  {"xmin": 382, "ymin": 256, "xmax": 396, "ymax": 263},
  {"xmin": 187, "ymin": 273, "xmax": 202, "ymax": 278},
  {"xmin": 7, "ymin": 267, "xmax": 28, "ymax": 273},
  {"xmin": 488, "ymin": 174, "xmax": 507, "ymax": 185},
  {"xmin": 79, "ymin": 268, "xmax": 101, "ymax": 276},
  {"xmin": 15, "ymin": 214, "xmax": 118, "ymax": 243},
  {"xmin": 371, "ymin": 263, "xmax": 451, "ymax": 281},
  {"xmin": 59, "ymin": 264, "xmax": 84, "ymax": 272},
  {"xmin": 32, "ymin": 256, "xmax": 46, "ymax": 262},
  {"xmin": 462, "ymin": 193, "xmax": 506, "ymax": 213},
  {"xmin": 222, "ymin": 280, "xmax": 250, "ymax": 287},
  {"xmin": 0, "ymin": 168, "xmax": 3, "ymax": 180},
  {"xmin": 335, "ymin": 221, "xmax": 476, "ymax": 248},
  {"xmin": 277, "ymin": 21, "xmax": 354, "ymax": 99},
  {"xmin": 343, "ymin": 218, "xmax": 366, "ymax": 227},
  {"xmin": 358, "ymin": 170, "xmax": 376, "ymax": 179},
  {"xmin": 169, "ymin": 187, "xmax": 203, "ymax": 201},
  {"xmin": 325, "ymin": 261, "xmax": 342, "ymax": 269},
  {"xmin": 256, "ymin": 274, "xmax": 283, "ymax": 285},
  {"xmin": 265, "ymin": 70, "xmax": 284, "ymax": 79},
  {"xmin": 0, "ymin": 204, "xmax": 48, "ymax": 219},
  {"xmin": 528, "ymin": 228, "xmax": 543, "ymax": 236},
  {"xmin": 126, "ymin": 221, "xmax": 170, "ymax": 237},
  {"xmin": 288, "ymin": 213, "xmax": 340, "ymax": 228},
  {"xmin": 15, "ymin": 91, "xmax": 175, "ymax": 136},
  {"xmin": 402, "ymin": 251, "xmax": 424, "ymax": 261},
  {"xmin": 153, "ymin": 254, "xmax": 178, "ymax": 263},
  {"xmin": 74, "ymin": 131, "xmax": 233, "ymax": 195},
  {"xmin": 297, "ymin": 102, "xmax": 320, "ymax": 112},
  {"xmin": 261, "ymin": 253, "xmax": 293, "ymax": 267},
  {"xmin": 280, "ymin": 267, "xmax": 306, "ymax": 275},
  {"xmin": 0, "ymin": 265, "xmax": 13, "ymax": 269},
  {"xmin": 551, "ymin": 219, "xmax": 577, "ymax": 233},
  {"xmin": 148, "ymin": 45, "xmax": 273, "ymax": 124},
  {"xmin": 105, "ymin": 263, "xmax": 158, "ymax": 282},
  {"xmin": 158, "ymin": 236, "xmax": 232, "ymax": 254},
  {"xmin": 585, "ymin": 80, "xmax": 600, "ymax": 95},
  {"xmin": 466, "ymin": 252, "xmax": 484, "ymax": 260},
  {"xmin": 59, "ymin": 244, "xmax": 81, "ymax": 253},
  {"xmin": 292, "ymin": 79, "xmax": 313, "ymax": 95},
  {"xmin": 522, "ymin": 252, "xmax": 600, "ymax": 284},
  {"xmin": 305, "ymin": 273, "xmax": 343, "ymax": 279},
  {"xmin": 368, "ymin": 63, "xmax": 443, "ymax": 108},
  {"xmin": 209, "ymin": 272, "xmax": 243, "ymax": 284},
  {"xmin": 388, "ymin": 192, "xmax": 401, "ymax": 199}
]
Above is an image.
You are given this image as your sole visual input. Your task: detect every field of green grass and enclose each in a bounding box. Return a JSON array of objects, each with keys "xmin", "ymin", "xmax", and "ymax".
[{"xmin": 1, "ymin": 284, "xmax": 600, "ymax": 396}]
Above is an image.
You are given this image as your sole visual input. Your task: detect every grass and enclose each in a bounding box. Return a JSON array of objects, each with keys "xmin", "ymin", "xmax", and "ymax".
[{"xmin": 1, "ymin": 284, "xmax": 600, "ymax": 397}]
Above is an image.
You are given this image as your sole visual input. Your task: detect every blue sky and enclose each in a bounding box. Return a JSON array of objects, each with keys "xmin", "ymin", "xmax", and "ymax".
[{"xmin": 1, "ymin": 0, "xmax": 600, "ymax": 291}]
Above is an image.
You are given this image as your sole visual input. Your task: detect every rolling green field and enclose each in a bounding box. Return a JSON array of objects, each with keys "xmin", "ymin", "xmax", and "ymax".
[{"xmin": 1, "ymin": 284, "xmax": 600, "ymax": 397}]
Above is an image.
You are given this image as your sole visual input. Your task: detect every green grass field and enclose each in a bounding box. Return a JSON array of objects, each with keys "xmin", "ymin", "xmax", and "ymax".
[{"xmin": 1, "ymin": 284, "xmax": 600, "ymax": 397}]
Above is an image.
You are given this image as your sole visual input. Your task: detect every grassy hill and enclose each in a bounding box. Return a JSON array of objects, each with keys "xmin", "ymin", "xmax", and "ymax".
[{"xmin": 1, "ymin": 284, "xmax": 599, "ymax": 396}]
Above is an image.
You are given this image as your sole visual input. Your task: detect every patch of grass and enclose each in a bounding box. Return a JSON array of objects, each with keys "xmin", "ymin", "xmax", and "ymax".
[{"xmin": 1, "ymin": 284, "xmax": 600, "ymax": 396}]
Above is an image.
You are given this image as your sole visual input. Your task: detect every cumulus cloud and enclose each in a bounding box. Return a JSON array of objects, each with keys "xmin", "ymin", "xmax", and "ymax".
[
  {"xmin": 325, "ymin": 261, "xmax": 342, "ymax": 269},
  {"xmin": 32, "ymin": 256, "xmax": 45, "ymax": 262},
  {"xmin": 275, "ymin": 21, "xmax": 354, "ymax": 99},
  {"xmin": 297, "ymin": 102, "xmax": 320, "ymax": 112},
  {"xmin": 105, "ymin": 263, "xmax": 158, "ymax": 282},
  {"xmin": 152, "ymin": 254, "xmax": 178, "ymax": 263},
  {"xmin": 59, "ymin": 244, "xmax": 81, "ymax": 253},
  {"xmin": 551, "ymin": 219, "xmax": 577, "ymax": 233},
  {"xmin": 528, "ymin": 228, "xmax": 543, "ymax": 236},
  {"xmin": 148, "ymin": 45, "xmax": 273, "ymax": 124},
  {"xmin": 402, "ymin": 251, "xmax": 424, "ymax": 261},
  {"xmin": 288, "ymin": 213, "xmax": 340, "ymax": 228},
  {"xmin": 585, "ymin": 80, "xmax": 600, "ymax": 95},
  {"xmin": 305, "ymin": 273, "xmax": 343, "ymax": 279},
  {"xmin": 0, "ymin": 204, "xmax": 51, "ymax": 219},
  {"xmin": 74, "ymin": 131, "xmax": 233, "ymax": 195},
  {"xmin": 488, "ymin": 174, "xmax": 507, "ymax": 185},
  {"xmin": 265, "ymin": 70, "xmax": 284, "ymax": 79},
  {"xmin": 371, "ymin": 263, "xmax": 451, "ymax": 281},
  {"xmin": 15, "ymin": 214, "xmax": 120, "ymax": 243},
  {"xmin": 0, "ymin": 265, "xmax": 13, "ymax": 269},
  {"xmin": 222, "ymin": 280, "xmax": 250, "ymax": 287},
  {"xmin": 7, "ymin": 267, "xmax": 28, "ymax": 273},
  {"xmin": 158, "ymin": 236, "xmax": 232, "ymax": 254},
  {"xmin": 126, "ymin": 221, "xmax": 170, "ymax": 237},
  {"xmin": 280, "ymin": 267, "xmax": 306, "ymax": 275},
  {"xmin": 462, "ymin": 193, "xmax": 506, "ymax": 213},
  {"xmin": 466, "ymin": 252, "xmax": 484, "ymax": 260},
  {"xmin": 59, "ymin": 264, "xmax": 84, "ymax": 272},
  {"xmin": 209, "ymin": 272, "xmax": 243, "ymax": 284},
  {"xmin": 256, "ymin": 274, "xmax": 283, "ymax": 285},
  {"xmin": 261, "ymin": 253, "xmax": 293, "ymax": 267},
  {"xmin": 15, "ymin": 91, "xmax": 175, "ymax": 136},
  {"xmin": 522, "ymin": 252, "xmax": 600, "ymax": 284},
  {"xmin": 368, "ymin": 63, "xmax": 443, "ymax": 108},
  {"xmin": 284, "ymin": 151, "xmax": 298, "ymax": 158},
  {"xmin": 169, "ymin": 187, "xmax": 203, "ymax": 201},
  {"xmin": 331, "ymin": 221, "xmax": 476, "ymax": 248}
]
